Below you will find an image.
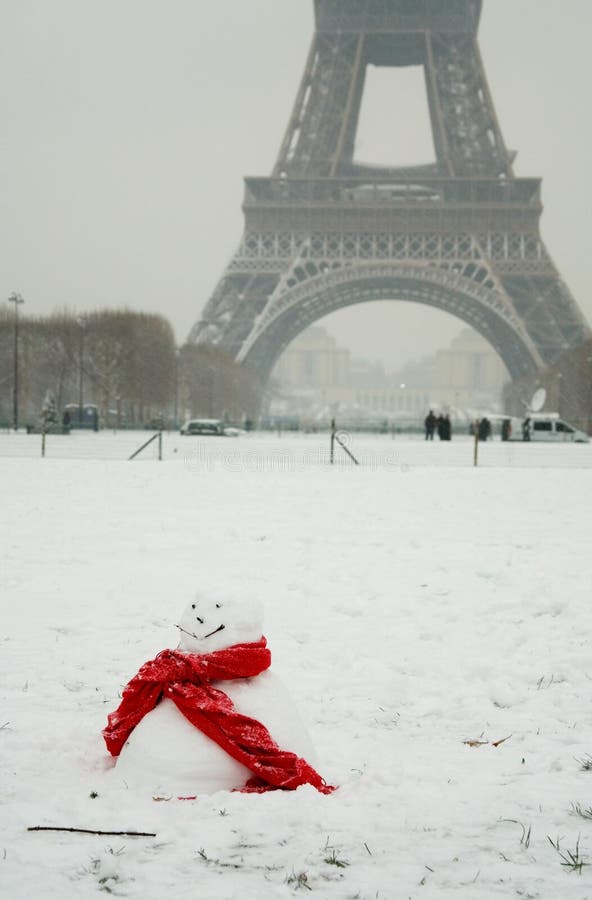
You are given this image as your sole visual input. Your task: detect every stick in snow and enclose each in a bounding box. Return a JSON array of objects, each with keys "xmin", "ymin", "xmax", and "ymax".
[{"xmin": 27, "ymin": 826, "xmax": 156, "ymax": 837}]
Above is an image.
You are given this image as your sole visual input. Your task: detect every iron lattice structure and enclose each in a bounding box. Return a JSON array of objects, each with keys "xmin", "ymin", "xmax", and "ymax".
[{"xmin": 189, "ymin": 0, "xmax": 590, "ymax": 382}]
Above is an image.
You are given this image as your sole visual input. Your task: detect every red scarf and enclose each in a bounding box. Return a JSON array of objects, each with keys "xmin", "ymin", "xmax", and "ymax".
[{"xmin": 103, "ymin": 639, "xmax": 334, "ymax": 795}]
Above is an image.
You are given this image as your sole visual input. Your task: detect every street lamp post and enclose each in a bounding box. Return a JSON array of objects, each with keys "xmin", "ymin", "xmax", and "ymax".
[
  {"xmin": 207, "ymin": 365, "xmax": 215, "ymax": 418},
  {"xmin": 8, "ymin": 292, "xmax": 24, "ymax": 431},
  {"xmin": 77, "ymin": 316, "xmax": 86, "ymax": 426},
  {"xmin": 586, "ymin": 356, "xmax": 592, "ymax": 435},
  {"xmin": 556, "ymin": 371, "xmax": 563, "ymax": 415},
  {"xmin": 174, "ymin": 348, "xmax": 181, "ymax": 429}
]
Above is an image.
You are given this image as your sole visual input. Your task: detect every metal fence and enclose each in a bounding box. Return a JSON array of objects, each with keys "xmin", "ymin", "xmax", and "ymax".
[{"xmin": 1, "ymin": 429, "xmax": 591, "ymax": 469}]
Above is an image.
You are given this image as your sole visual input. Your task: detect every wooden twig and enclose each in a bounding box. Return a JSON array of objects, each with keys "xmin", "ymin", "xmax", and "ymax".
[
  {"xmin": 28, "ymin": 826, "xmax": 156, "ymax": 837},
  {"xmin": 175, "ymin": 623, "xmax": 199, "ymax": 640}
]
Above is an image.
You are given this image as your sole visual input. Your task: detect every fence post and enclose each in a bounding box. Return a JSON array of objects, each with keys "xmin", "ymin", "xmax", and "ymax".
[
  {"xmin": 41, "ymin": 410, "xmax": 47, "ymax": 458},
  {"xmin": 330, "ymin": 418, "xmax": 336, "ymax": 465},
  {"xmin": 335, "ymin": 431, "xmax": 360, "ymax": 466},
  {"xmin": 158, "ymin": 428, "xmax": 162, "ymax": 461},
  {"xmin": 473, "ymin": 420, "xmax": 479, "ymax": 467},
  {"xmin": 128, "ymin": 432, "xmax": 160, "ymax": 461}
]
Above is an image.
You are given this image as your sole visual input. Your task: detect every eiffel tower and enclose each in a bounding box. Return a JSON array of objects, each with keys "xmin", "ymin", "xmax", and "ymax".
[{"xmin": 189, "ymin": 0, "xmax": 590, "ymax": 383}]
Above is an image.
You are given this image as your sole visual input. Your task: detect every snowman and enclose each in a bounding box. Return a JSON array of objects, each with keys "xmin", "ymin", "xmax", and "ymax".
[{"xmin": 104, "ymin": 594, "xmax": 334, "ymax": 796}]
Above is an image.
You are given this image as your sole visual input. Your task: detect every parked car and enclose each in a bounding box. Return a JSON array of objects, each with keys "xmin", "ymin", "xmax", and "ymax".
[
  {"xmin": 508, "ymin": 413, "xmax": 589, "ymax": 443},
  {"xmin": 180, "ymin": 418, "xmax": 243, "ymax": 437}
]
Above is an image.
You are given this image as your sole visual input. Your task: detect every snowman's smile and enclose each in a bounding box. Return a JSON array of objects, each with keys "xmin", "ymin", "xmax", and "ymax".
[
  {"xmin": 204, "ymin": 624, "xmax": 225, "ymax": 639},
  {"xmin": 175, "ymin": 622, "xmax": 226, "ymax": 642}
]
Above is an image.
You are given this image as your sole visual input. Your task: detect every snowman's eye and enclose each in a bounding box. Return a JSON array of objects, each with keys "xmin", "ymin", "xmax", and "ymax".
[
  {"xmin": 191, "ymin": 604, "xmax": 196, "ymax": 609},
  {"xmin": 216, "ymin": 603, "xmax": 222, "ymax": 609}
]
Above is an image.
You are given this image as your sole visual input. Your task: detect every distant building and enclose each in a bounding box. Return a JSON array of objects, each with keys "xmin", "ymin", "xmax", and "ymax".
[
  {"xmin": 434, "ymin": 329, "xmax": 509, "ymax": 399},
  {"xmin": 394, "ymin": 329, "xmax": 510, "ymax": 413},
  {"xmin": 270, "ymin": 325, "xmax": 509, "ymax": 419},
  {"xmin": 271, "ymin": 326, "xmax": 350, "ymax": 389}
]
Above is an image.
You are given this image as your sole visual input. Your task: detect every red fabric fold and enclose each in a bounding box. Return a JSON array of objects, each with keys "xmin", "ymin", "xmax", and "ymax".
[{"xmin": 103, "ymin": 639, "xmax": 335, "ymax": 795}]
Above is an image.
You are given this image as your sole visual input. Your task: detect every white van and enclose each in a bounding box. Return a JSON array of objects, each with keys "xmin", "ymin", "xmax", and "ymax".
[{"xmin": 508, "ymin": 413, "xmax": 589, "ymax": 443}]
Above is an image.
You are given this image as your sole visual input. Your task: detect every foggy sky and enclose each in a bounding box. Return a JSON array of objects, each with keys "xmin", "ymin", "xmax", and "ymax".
[{"xmin": 2, "ymin": 1, "xmax": 591, "ymax": 372}]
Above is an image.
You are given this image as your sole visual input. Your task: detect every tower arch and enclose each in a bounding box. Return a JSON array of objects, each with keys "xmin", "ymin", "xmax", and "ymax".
[{"xmin": 240, "ymin": 263, "xmax": 541, "ymax": 382}]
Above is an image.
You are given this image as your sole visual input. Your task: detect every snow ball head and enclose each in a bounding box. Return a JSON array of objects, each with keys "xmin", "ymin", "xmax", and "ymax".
[{"xmin": 177, "ymin": 594, "xmax": 263, "ymax": 653}]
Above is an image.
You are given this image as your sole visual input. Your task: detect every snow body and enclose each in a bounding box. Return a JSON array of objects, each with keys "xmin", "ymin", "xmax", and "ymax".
[{"xmin": 113, "ymin": 595, "xmax": 316, "ymax": 795}]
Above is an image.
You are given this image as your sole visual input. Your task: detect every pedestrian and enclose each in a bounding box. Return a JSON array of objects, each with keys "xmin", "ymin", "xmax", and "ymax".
[
  {"xmin": 424, "ymin": 410, "xmax": 436, "ymax": 440},
  {"xmin": 478, "ymin": 417, "xmax": 491, "ymax": 441}
]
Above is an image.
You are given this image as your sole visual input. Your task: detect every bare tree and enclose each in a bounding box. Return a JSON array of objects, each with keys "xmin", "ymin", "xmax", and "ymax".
[
  {"xmin": 0, "ymin": 306, "xmax": 263, "ymax": 429},
  {"xmin": 0, "ymin": 307, "xmax": 178, "ymax": 427},
  {"xmin": 178, "ymin": 343, "xmax": 260, "ymax": 425}
]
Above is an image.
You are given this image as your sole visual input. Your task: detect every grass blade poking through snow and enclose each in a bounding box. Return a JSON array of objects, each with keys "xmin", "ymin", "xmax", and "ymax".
[{"xmin": 547, "ymin": 835, "xmax": 588, "ymax": 873}]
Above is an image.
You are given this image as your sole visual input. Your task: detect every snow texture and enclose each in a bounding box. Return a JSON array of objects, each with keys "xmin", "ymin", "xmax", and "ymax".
[{"xmin": 1, "ymin": 433, "xmax": 592, "ymax": 898}]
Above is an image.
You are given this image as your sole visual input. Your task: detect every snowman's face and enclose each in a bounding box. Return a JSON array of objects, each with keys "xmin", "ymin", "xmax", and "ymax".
[{"xmin": 176, "ymin": 594, "xmax": 264, "ymax": 654}]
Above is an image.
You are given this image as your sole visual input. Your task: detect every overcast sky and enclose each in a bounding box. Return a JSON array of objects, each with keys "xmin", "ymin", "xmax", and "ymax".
[{"xmin": 2, "ymin": 1, "xmax": 591, "ymax": 372}]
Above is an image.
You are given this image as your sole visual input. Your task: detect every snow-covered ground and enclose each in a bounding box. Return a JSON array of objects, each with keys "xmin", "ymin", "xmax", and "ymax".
[{"xmin": 2, "ymin": 433, "xmax": 592, "ymax": 898}]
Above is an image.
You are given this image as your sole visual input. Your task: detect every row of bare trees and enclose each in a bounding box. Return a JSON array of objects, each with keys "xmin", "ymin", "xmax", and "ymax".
[
  {"xmin": 503, "ymin": 338, "xmax": 592, "ymax": 432},
  {"xmin": 0, "ymin": 306, "xmax": 260, "ymax": 429}
]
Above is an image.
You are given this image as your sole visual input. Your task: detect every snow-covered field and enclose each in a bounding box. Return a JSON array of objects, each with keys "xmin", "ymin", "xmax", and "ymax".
[{"xmin": 2, "ymin": 433, "xmax": 592, "ymax": 898}]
